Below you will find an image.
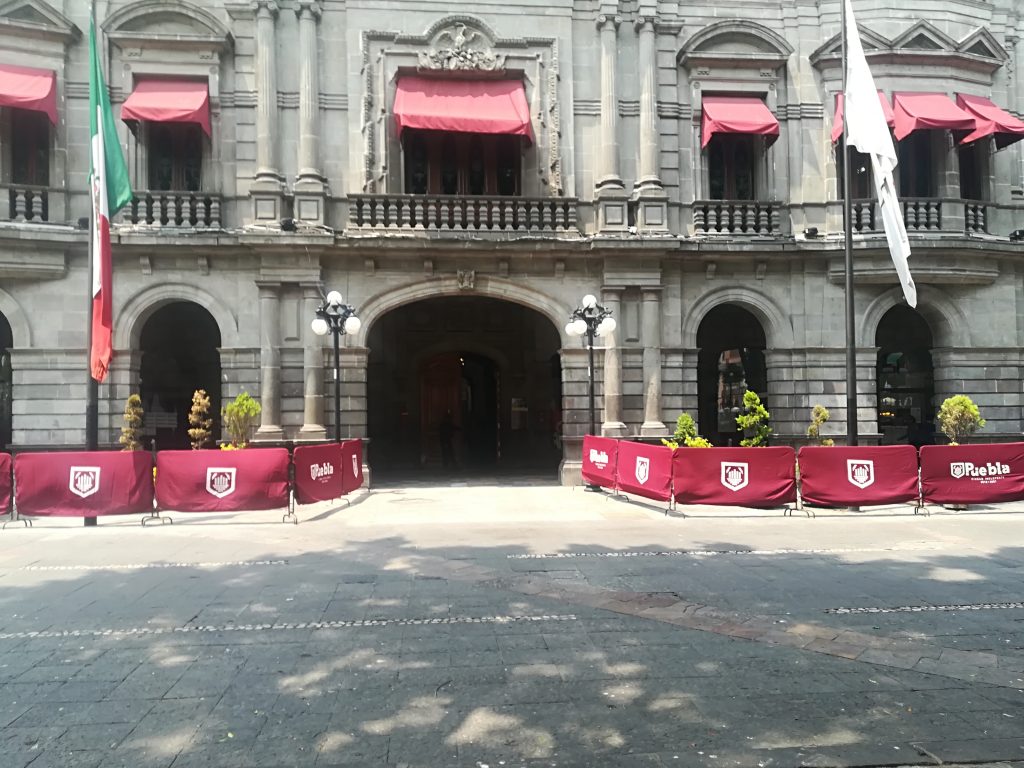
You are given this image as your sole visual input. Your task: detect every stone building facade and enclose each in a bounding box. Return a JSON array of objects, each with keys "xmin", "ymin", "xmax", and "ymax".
[{"xmin": 1, "ymin": 0, "xmax": 1023, "ymax": 482}]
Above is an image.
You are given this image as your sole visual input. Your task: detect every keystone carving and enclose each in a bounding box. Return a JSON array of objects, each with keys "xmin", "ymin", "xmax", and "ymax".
[
  {"xmin": 418, "ymin": 22, "xmax": 505, "ymax": 71},
  {"xmin": 456, "ymin": 270, "xmax": 476, "ymax": 290}
]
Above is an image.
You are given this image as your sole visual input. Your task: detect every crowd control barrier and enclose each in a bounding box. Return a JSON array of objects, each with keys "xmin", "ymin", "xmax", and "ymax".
[
  {"xmin": 13, "ymin": 451, "xmax": 154, "ymax": 517},
  {"xmin": 293, "ymin": 440, "xmax": 364, "ymax": 503},
  {"xmin": 673, "ymin": 446, "xmax": 797, "ymax": 507},
  {"xmin": 156, "ymin": 448, "xmax": 290, "ymax": 512},
  {"xmin": 0, "ymin": 453, "xmax": 10, "ymax": 514},
  {"xmin": 798, "ymin": 445, "xmax": 919, "ymax": 507},
  {"xmin": 616, "ymin": 441, "xmax": 673, "ymax": 502},
  {"xmin": 920, "ymin": 442, "xmax": 1024, "ymax": 505},
  {"xmin": 581, "ymin": 435, "xmax": 618, "ymax": 489}
]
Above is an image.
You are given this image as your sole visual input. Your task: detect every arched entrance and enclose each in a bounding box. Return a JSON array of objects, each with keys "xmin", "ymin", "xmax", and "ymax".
[
  {"xmin": 139, "ymin": 301, "xmax": 222, "ymax": 449},
  {"xmin": 366, "ymin": 296, "xmax": 562, "ymax": 479},
  {"xmin": 696, "ymin": 304, "xmax": 767, "ymax": 446},
  {"xmin": 876, "ymin": 305, "xmax": 934, "ymax": 446},
  {"xmin": 0, "ymin": 312, "xmax": 12, "ymax": 449}
]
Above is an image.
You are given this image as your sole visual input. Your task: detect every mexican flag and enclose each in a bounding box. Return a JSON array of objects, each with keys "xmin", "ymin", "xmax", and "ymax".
[{"xmin": 88, "ymin": 13, "xmax": 132, "ymax": 382}]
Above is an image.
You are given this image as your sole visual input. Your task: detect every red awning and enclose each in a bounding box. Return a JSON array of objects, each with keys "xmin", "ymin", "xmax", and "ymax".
[
  {"xmin": 831, "ymin": 91, "xmax": 895, "ymax": 143},
  {"xmin": 892, "ymin": 92, "xmax": 975, "ymax": 141},
  {"xmin": 121, "ymin": 79, "xmax": 211, "ymax": 136},
  {"xmin": 393, "ymin": 76, "xmax": 532, "ymax": 143},
  {"xmin": 956, "ymin": 94, "xmax": 1024, "ymax": 149},
  {"xmin": 701, "ymin": 96, "xmax": 779, "ymax": 148},
  {"xmin": 0, "ymin": 63, "xmax": 57, "ymax": 124}
]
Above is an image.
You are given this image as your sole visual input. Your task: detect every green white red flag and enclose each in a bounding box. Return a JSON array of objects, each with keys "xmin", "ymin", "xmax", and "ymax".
[{"xmin": 88, "ymin": 12, "xmax": 132, "ymax": 382}]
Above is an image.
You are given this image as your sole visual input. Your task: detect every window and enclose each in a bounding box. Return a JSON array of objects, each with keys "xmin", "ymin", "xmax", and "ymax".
[
  {"xmin": 147, "ymin": 122, "xmax": 202, "ymax": 191},
  {"xmin": 958, "ymin": 142, "xmax": 989, "ymax": 201},
  {"xmin": 10, "ymin": 109, "xmax": 49, "ymax": 187},
  {"xmin": 835, "ymin": 140, "xmax": 873, "ymax": 199},
  {"xmin": 898, "ymin": 132, "xmax": 936, "ymax": 197},
  {"xmin": 707, "ymin": 134, "xmax": 756, "ymax": 200},
  {"xmin": 402, "ymin": 130, "xmax": 522, "ymax": 196}
]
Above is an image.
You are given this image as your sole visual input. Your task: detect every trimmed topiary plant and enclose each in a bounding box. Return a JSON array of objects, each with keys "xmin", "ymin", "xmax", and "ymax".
[
  {"xmin": 937, "ymin": 395, "xmax": 985, "ymax": 446},
  {"xmin": 188, "ymin": 389, "xmax": 213, "ymax": 450},
  {"xmin": 736, "ymin": 390, "xmax": 772, "ymax": 447},
  {"xmin": 662, "ymin": 413, "xmax": 713, "ymax": 448},
  {"xmin": 119, "ymin": 394, "xmax": 144, "ymax": 451},
  {"xmin": 807, "ymin": 404, "xmax": 835, "ymax": 447}
]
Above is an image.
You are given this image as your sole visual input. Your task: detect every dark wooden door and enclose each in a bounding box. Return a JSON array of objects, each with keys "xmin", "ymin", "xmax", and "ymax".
[{"xmin": 420, "ymin": 353, "xmax": 463, "ymax": 465}]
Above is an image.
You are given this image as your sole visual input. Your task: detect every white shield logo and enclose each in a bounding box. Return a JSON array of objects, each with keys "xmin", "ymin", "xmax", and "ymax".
[
  {"xmin": 950, "ymin": 462, "xmax": 966, "ymax": 479},
  {"xmin": 206, "ymin": 468, "xmax": 237, "ymax": 499},
  {"xmin": 351, "ymin": 454, "xmax": 360, "ymax": 479},
  {"xmin": 69, "ymin": 467, "xmax": 100, "ymax": 499},
  {"xmin": 720, "ymin": 462, "xmax": 749, "ymax": 492},
  {"xmin": 847, "ymin": 460, "xmax": 875, "ymax": 489},
  {"xmin": 635, "ymin": 456, "xmax": 650, "ymax": 485}
]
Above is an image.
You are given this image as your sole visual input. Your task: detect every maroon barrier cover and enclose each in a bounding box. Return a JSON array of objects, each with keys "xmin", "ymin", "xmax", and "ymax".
[
  {"xmin": 293, "ymin": 443, "xmax": 345, "ymax": 504},
  {"xmin": 341, "ymin": 439, "xmax": 364, "ymax": 494},
  {"xmin": 920, "ymin": 442, "xmax": 1024, "ymax": 505},
  {"xmin": 673, "ymin": 446, "xmax": 797, "ymax": 507},
  {"xmin": 616, "ymin": 441, "xmax": 673, "ymax": 502},
  {"xmin": 14, "ymin": 451, "xmax": 154, "ymax": 517},
  {"xmin": 581, "ymin": 435, "xmax": 617, "ymax": 488},
  {"xmin": 799, "ymin": 445, "xmax": 920, "ymax": 507},
  {"xmin": 156, "ymin": 448, "xmax": 289, "ymax": 512},
  {"xmin": 0, "ymin": 453, "xmax": 11, "ymax": 512}
]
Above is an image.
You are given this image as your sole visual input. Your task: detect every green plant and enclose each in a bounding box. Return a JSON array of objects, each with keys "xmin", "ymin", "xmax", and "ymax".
[
  {"xmin": 807, "ymin": 404, "xmax": 835, "ymax": 447},
  {"xmin": 662, "ymin": 413, "xmax": 713, "ymax": 448},
  {"xmin": 187, "ymin": 389, "xmax": 213, "ymax": 450},
  {"xmin": 118, "ymin": 394, "xmax": 144, "ymax": 451},
  {"xmin": 937, "ymin": 395, "xmax": 985, "ymax": 445},
  {"xmin": 222, "ymin": 392, "xmax": 261, "ymax": 448},
  {"xmin": 736, "ymin": 390, "xmax": 772, "ymax": 447}
]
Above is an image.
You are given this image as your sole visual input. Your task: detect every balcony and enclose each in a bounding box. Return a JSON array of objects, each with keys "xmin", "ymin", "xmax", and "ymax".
[
  {"xmin": 5, "ymin": 185, "xmax": 49, "ymax": 223},
  {"xmin": 119, "ymin": 191, "xmax": 222, "ymax": 229},
  {"xmin": 692, "ymin": 200, "xmax": 782, "ymax": 236},
  {"xmin": 348, "ymin": 195, "xmax": 578, "ymax": 234},
  {"xmin": 848, "ymin": 198, "xmax": 991, "ymax": 235}
]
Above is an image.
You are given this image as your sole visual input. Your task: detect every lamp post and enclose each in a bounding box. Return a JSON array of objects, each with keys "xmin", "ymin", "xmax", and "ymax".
[
  {"xmin": 311, "ymin": 291, "xmax": 361, "ymax": 442},
  {"xmin": 565, "ymin": 294, "xmax": 616, "ymax": 438}
]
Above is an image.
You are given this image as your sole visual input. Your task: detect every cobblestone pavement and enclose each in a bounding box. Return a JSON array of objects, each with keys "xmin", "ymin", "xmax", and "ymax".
[{"xmin": 1, "ymin": 485, "xmax": 1023, "ymax": 767}]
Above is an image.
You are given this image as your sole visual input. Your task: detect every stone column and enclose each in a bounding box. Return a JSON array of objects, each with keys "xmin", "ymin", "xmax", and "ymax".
[
  {"xmin": 251, "ymin": 0, "xmax": 284, "ymax": 223},
  {"xmin": 1012, "ymin": 25, "xmax": 1024, "ymax": 194},
  {"xmin": 633, "ymin": 16, "xmax": 668, "ymax": 232},
  {"xmin": 640, "ymin": 287, "xmax": 666, "ymax": 435},
  {"xmin": 294, "ymin": 0, "xmax": 327, "ymax": 224},
  {"xmin": 256, "ymin": 282, "xmax": 284, "ymax": 440},
  {"xmin": 595, "ymin": 15, "xmax": 628, "ymax": 232},
  {"xmin": 601, "ymin": 286, "xmax": 626, "ymax": 436},
  {"xmin": 299, "ymin": 283, "xmax": 326, "ymax": 438}
]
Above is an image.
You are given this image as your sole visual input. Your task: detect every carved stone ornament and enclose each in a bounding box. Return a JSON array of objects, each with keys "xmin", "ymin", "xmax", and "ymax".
[
  {"xmin": 418, "ymin": 22, "xmax": 506, "ymax": 71},
  {"xmin": 456, "ymin": 270, "xmax": 476, "ymax": 290}
]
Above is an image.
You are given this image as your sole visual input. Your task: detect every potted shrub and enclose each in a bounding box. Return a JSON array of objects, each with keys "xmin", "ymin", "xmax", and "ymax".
[
  {"xmin": 222, "ymin": 392, "xmax": 261, "ymax": 449},
  {"xmin": 119, "ymin": 394, "xmax": 144, "ymax": 451},
  {"xmin": 188, "ymin": 389, "xmax": 213, "ymax": 450},
  {"xmin": 806, "ymin": 404, "xmax": 834, "ymax": 447},
  {"xmin": 736, "ymin": 390, "xmax": 772, "ymax": 447},
  {"xmin": 662, "ymin": 413, "xmax": 712, "ymax": 448},
  {"xmin": 937, "ymin": 395, "xmax": 985, "ymax": 446}
]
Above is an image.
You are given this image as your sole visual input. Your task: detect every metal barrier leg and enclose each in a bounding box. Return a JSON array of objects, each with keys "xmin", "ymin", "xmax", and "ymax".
[
  {"xmin": 2, "ymin": 515, "xmax": 31, "ymax": 529},
  {"xmin": 282, "ymin": 490, "xmax": 298, "ymax": 525},
  {"xmin": 141, "ymin": 510, "xmax": 173, "ymax": 526}
]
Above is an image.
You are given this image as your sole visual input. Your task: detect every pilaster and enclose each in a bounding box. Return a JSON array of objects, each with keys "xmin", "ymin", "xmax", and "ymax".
[
  {"xmin": 255, "ymin": 281, "xmax": 284, "ymax": 440},
  {"xmin": 640, "ymin": 287, "xmax": 667, "ymax": 436},
  {"xmin": 251, "ymin": 0, "xmax": 284, "ymax": 224},
  {"xmin": 600, "ymin": 286, "xmax": 626, "ymax": 436},
  {"xmin": 294, "ymin": 0, "xmax": 327, "ymax": 225},
  {"xmin": 632, "ymin": 16, "xmax": 668, "ymax": 232},
  {"xmin": 300, "ymin": 282, "xmax": 327, "ymax": 438}
]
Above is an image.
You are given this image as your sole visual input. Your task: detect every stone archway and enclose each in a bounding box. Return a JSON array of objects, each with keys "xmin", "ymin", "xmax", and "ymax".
[
  {"xmin": 365, "ymin": 294, "xmax": 563, "ymax": 480},
  {"xmin": 138, "ymin": 301, "xmax": 222, "ymax": 450},
  {"xmin": 876, "ymin": 304, "xmax": 935, "ymax": 446}
]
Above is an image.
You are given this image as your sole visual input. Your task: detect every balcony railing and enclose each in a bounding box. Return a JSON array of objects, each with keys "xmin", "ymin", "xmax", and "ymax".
[
  {"xmin": 901, "ymin": 198, "xmax": 942, "ymax": 231},
  {"xmin": 120, "ymin": 191, "xmax": 222, "ymax": 229},
  {"xmin": 348, "ymin": 194, "xmax": 578, "ymax": 233},
  {"xmin": 964, "ymin": 201, "xmax": 989, "ymax": 234},
  {"xmin": 5, "ymin": 185, "xmax": 49, "ymax": 223},
  {"xmin": 692, "ymin": 200, "xmax": 781, "ymax": 235}
]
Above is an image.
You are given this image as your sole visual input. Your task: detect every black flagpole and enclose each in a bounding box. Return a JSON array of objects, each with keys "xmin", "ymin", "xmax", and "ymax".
[
  {"xmin": 841, "ymin": 0, "xmax": 858, "ymax": 448},
  {"xmin": 84, "ymin": 0, "xmax": 99, "ymax": 526}
]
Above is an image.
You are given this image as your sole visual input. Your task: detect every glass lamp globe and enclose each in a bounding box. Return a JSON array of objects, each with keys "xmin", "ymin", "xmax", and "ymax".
[
  {"xmin": 565, "ymin": 321, "xmax": 578, "ymax": 337},
  {"xmin": 571, "ymin": 318, "xmax": 588, "ymax": 336},
  {"xmin": 596, "ymin": 317, "xmax": 617, "ymax": 337},
  {"xmin": 311, "ymin": 317, "xmax": 329, "ymax": 336},
  {"xmin": 343, "ymin": 315, "xmax": 362, "ymax": 335},
  {"xmin": 582, "ymin": 294, "xmax": 597, "ymax": 310},
  {"xmin": 326, "ymin": 290, "xmax": 343, "ymax": 307}
]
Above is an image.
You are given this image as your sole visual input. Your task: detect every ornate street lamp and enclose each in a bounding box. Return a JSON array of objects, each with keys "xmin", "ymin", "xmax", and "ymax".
[
  {"xmin": 311, "ymin": 291, "xmax": 361, "ymax": 442},
  {"xmin": 565, "ymin": 293, "xmax": 616, "ymax": 438}
]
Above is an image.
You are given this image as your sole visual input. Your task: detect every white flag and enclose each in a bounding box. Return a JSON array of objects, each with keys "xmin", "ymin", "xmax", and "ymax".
[{"xmin": 843, "ymin": 0, "xmax": 916, "ymax": 307}]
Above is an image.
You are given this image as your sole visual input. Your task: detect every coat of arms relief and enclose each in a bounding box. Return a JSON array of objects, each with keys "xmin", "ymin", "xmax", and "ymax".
[{"xmin": 418, "ymin": 22, "xmax": 507, "ymax": 72}]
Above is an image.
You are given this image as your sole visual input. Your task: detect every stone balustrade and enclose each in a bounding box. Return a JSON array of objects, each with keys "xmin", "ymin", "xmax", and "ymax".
[
  {"xmin": 348, "ymin": 195, "xmax": 578, "ymax": 233},
  {"xmin": 120, "ymin": 192, "xmax": 222, "ymax": 229},
  {"xmin": 5, "ymin": 185, "xmax": 49, "ymax": 223},
  {"xmin": 901, "ymin": 198, "xmax": 943, "ymax": 231},
  {"xmin": 963, "ymin": 201, "xmax": 988, "ymax": 234},
  {"xmin": 692, "ymin": 200, "xmax": 782, "ymax": 235}
]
